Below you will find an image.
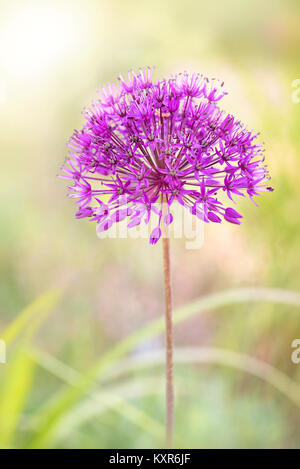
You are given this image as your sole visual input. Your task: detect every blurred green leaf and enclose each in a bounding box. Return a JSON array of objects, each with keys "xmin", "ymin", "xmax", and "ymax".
[
  {"xmin": 30, "ymin": 344, "xmax": 300, "ymax": 447},
  {"xmin": 1, "ymin": 289, "xmax": 62, "ymax": 346},
  {"xmin": 28, "ymin": 348, "xmax": 167, "ymax": 446},
  {"xmin": 0, "ymin": 351, "xmax": 35, "ymax": 448},
  {"xmin": 101, "ymin": 347, "xmax": 300, "ymax": 409},
  {"xmin": 27, "ymin": 287, "xmax": 300, "ymax": 448},
  {"xmin": 0, "ymin": 289, "xmax": 63, "ymax": 448}
]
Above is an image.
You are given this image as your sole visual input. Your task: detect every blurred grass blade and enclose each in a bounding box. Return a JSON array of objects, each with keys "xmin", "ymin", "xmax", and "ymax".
[
  {"xmin": 28, "ymin": 287, "xmax": 300, "ymax": 448},
  {"xmin": 29, "ymin": 347, "xmax": 81, "ymax": 384},
  {"xmin": 0, "ymin": 289, "xmax": 63, "ymax": 448},
  {"xmin": 28, "ymin": 348, "xmax": 166, "ymax": 445},
  {"xmin": 58, "ymin": 391, "xmax": 165, "ymax": 445},
  {"xmin": 101, "ymin": 347, "xmax": 300, "ymax": 409},
  {"xmin": 56, "ymin": 379, "xmax": 165, "ymax": 440},
  {"xmin": 30, "ymin": 345, "xmax": 300, "ymax": 447},
  {"xmin": 0, "ymin": 351, "xmax": 35, "ymax": 448},
  {"xmin": 1, "ymin": 288, "xmax": 62, "ymax": 346}
]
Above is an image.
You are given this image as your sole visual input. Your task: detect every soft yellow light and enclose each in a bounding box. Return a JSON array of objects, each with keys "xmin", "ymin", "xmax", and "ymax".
[{"xmin": 0, "ymin": 2, "xmax": 83, "ymax": 81}]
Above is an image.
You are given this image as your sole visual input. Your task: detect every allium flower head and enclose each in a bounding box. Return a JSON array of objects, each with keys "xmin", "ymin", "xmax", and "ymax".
[{"xmin": 61, "ymin": 68, "xmax": 273, "ymax": 244}]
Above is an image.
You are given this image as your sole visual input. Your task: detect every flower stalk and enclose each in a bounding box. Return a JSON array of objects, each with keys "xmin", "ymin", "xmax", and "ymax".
[{"xmin": 162, "ymin": 200, "xmax": 174, "ymax": 447}]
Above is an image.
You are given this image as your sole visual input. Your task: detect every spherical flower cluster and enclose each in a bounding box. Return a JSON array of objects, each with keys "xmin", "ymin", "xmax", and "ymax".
[{"xmin": 61, "ymin": 68, "xmax": 273, "ymax": 244}]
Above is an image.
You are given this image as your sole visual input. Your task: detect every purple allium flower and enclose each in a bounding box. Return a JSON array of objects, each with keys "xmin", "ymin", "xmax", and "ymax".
[{"xmin": 61, "ymin": 68, "xmax": 273, "ymax": 244}]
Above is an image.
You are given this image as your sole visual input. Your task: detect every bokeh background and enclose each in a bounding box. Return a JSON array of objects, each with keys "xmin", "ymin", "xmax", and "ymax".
[{"xmin": 1, "ymin": 0, "xmax": 300, "ymax": 449}]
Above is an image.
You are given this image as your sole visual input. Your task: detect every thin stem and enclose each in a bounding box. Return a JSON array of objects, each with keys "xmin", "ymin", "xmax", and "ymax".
[{"xmin": 161, "ymin": 204, "xmax": 174, "ymax": 447}]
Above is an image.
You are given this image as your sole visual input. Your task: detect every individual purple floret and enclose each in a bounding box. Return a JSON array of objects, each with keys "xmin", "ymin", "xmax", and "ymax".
[{"xmin": 60, "ymin": 68, "xmax": 273, "ymax": 244}]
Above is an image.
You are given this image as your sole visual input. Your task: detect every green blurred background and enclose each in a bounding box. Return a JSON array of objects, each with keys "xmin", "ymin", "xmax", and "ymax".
[{"xmin": 0, "ymin": 0, "xmax": 300, "ymax": 449}]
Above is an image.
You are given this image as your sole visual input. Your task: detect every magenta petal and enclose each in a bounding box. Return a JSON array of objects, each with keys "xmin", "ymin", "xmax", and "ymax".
[
  {"xmin": 150, "ymin": 227, "xmax": 162, "ymax": 245},
  {"xmin": 164, "ymin": 213, "xmax": 173, "ymax": 225},
  {"xmin": 111, "ymin": 209, "xmax": 128, "ymax": 223},
  {"xmin": 75, "ymin": 207, "xmax": 93, "ymax": 219},
  {"xmin": 207, "ymin": 211, "xmax": 221, "ymax": 223},
  {"xmin": 97, "ymin": 219, "xmax": 113, "ymax": 232},
  {"xmin": 225, "ymin": 207, "xmax": 243, "ymax": 219},
  {"xmin": 224, "ymin": 213, "xmax": 242, "ymax": 224},
  {"xmin": 128, "ymin": 217, "xmax": 141, "ymax": 228}
]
